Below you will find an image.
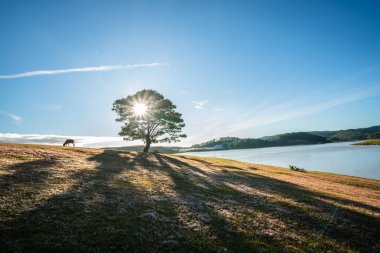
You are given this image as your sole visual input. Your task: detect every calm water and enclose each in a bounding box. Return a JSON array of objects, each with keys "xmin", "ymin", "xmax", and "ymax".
[{"xmin": 184, "ymin": 142, "xmax": 380, "ymax": 180}]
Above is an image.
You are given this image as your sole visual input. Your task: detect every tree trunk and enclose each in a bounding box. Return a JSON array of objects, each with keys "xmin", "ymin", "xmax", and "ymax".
[{"xmin": 143, "ymin": 141, "xmax": 151, "ymax": 153}]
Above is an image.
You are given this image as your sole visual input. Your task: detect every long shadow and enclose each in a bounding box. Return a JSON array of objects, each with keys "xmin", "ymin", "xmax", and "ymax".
[
  {"xmin": 231, "ymin": 170, "xmax": 380, "ymax": 214},
  {"xmin": 0, "ymin": 159, "xmax": 61, "ymax": 211},
  {"xmin": 1, "ymin": 151, "xmax": 379, "ymax": 252},
  {"xmin": 1, "ymin": 158, "xmax": 60, "ymax": 182},
  {"xmin": 1, "ymin": 151, "xmax": 145, "ymax": 252},
  {"xmin": 178, "ymin": 155, "xmax": 251, "ymax": 171},
  {"xmin": 169, "ymin": 155, "xmax": 380, "ymax": 216},
  {"xmin": 162, "ymin": 155, "xmax": 210, "ymax": 176},
  {"xmin": 154, "ymin": 154, "xmax": 286, "ymax": 252},
  {"xmin": 1, "ymin": 151, "xmax": 202, "ymax": 252},
  {"xmin": 222, "ymin": 170, "xmax": 380, "ymax": 244},
  {"xmin": 173, "ymin": 155, "xmax": 380, "ymax": 214},
  {"xmin": 155, "ymin": 155, "xmax": 380, "ymax": 252}
]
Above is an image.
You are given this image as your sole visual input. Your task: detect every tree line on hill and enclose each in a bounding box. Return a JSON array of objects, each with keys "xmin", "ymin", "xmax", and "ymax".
[
  {"xmin": 107, "ymin": 125, "xmax": 380, "ymax": 153},
  {"xmin": 191, "ymin": 125, "xmax": 380, "ymax": 150}
]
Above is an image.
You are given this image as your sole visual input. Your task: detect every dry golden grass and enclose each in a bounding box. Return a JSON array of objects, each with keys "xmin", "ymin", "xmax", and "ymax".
[
  {"xmin": 0, "ymin": 143, "xmax": 379, "ymax": 252},
  {"xmin": 353, "ymin": 139, "xmax": 380, "ymax": 145}
]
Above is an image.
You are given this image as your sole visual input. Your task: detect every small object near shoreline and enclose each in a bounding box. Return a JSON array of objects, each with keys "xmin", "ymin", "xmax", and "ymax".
[{"xmin": 289, "ymin": 164, "xmax": 307, "ymax": 172}]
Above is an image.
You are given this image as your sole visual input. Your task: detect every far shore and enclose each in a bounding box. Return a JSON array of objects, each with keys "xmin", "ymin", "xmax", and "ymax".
[{"xmin": 352, "ymin": 139, "xmax": 380, "ymax": 145}]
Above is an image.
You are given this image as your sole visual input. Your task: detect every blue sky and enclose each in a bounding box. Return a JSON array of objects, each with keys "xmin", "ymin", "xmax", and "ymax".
[{"xmin": 1, "ymin": 0, "xmax": 380, "ymax": 147}]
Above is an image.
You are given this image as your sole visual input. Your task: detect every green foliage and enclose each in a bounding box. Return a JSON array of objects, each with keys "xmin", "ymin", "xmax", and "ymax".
[
  {"xmin": 192, "ymin": 125, "xmax": 380, "ymax": 150},
  {"xmin": 112, "ymin": 89, "xmax": 186, "ymax": 152},
  {"xmin": 193, "ymin": 132, "xmax": 329, "ymax": 150},
  {"xmin": 265, "ymin": 132, "xmax": 329, "ymax": 145},
  {"xmin": 329, "ymin": 130, "xmax": 367, "ymax": 141},
  {"xmin": 368, "ymin": 132, "xmax": 380, "ymax": 139},
  {"xmin": 289, "ymin": 165, "xmax": 307, "ymax": 172},
  {"xmin": 311, "ymin": 125, "xmax": 380, "ymax": 141}
]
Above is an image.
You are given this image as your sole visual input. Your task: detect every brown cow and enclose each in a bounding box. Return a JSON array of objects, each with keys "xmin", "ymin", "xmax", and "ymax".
[{"xmin": 63, "ymin": 139, "xmax": 75, "ymax": 147}]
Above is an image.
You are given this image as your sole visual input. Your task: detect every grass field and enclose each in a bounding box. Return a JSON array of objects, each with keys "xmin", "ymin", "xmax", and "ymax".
[
  {"xmin": 1, "ymin": 143, "xmax": 379, "ymax": 252},
  {"xmin": 353, "ymin": 139, "xmax": 380, "ymax": 145}
]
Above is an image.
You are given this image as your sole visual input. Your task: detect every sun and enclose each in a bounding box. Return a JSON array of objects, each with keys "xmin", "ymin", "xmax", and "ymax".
[{"xmin": 133, "ymin": 102, "xmax": 148, "ymax": 116}]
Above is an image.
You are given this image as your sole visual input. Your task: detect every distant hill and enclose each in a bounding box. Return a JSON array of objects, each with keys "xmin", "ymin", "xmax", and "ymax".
[
  {"xmin": 192, "ymin": 132, "xmax": 330, "ymax": 150},
  {"xmin": 307, "ymin": 130, "xmax": 339, "ymax": 138},
  {"xmin": 310, "ymin": 125, "xmax": 380, "ymax": 141},
  {"xmin": 107, "ymin": 125, "xmax": 380, "ymax": 153},
  {"xmin": 263, "ymin": 132, "xmax": 329, "ymax": 145},
  {"xmin": 191, "ymin": 125, "xmax": 380, "ymax": 151}
]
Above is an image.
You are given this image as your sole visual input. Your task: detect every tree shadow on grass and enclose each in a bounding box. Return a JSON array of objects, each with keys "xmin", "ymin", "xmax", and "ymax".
[
  {"xmin": 232, "ymin": 170, "xmax": 380, "ymax": 214},
  {"xmin": 153, "ymin": 154, "xmax": 287, "ymax": 252},
  {"xmin": 0, "ymin": 159, "xmax": 61, "ymax": 218},
  {"xmin": 1, "ymin": 151, "xmax": 145, "ymax": 252},
  {"xmin": 178, "ymin": 156, "xmax": 255, "ymax": 171},
  {"xmin": 155, "ymin": 154, "xmax": 380, "ymax": 252},
  {"xmin": 1, "ymin": 151, "xmax": 204, "ymax": 252},
  {"xmin": 1, "ymin": 158, "xmax": 59, "ymax": 184},
  {"xmin": 1, "ymin": 150, "xmax": 379, "ymax": 252}
]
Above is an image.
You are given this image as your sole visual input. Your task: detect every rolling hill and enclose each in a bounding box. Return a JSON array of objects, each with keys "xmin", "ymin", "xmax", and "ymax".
[
  {"xmin": 1, "ymin": 143, "xmax": 379, "ymax": 252},
  {"xmin": 191, "ymin": 125, "xmax": 380, "ymax": 151},
  {"xmin": 310, "ymin": 125, "xmax": 380, "ymax": 141},
  {"xmin": 192, "ymin": 132, "xmax": 330, "ymax": 150}
]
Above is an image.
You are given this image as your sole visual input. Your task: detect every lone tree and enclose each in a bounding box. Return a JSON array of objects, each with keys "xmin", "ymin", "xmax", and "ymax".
[{"xmin": 112, "ymin": 89, "xmax": 186, "ymax": 152}]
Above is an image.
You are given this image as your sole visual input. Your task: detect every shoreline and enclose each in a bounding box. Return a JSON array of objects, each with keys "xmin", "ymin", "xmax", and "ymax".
[
  {"xmin": 352, "ymin": 139, "xmax": 380, "ymax": 145},
  {"xmin": 183, "ymin": 142, "xmax": 380, "ymax": 180}
]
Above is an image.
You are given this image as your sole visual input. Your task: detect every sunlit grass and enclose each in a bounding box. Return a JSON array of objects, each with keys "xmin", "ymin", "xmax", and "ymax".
[{"xmin": 1, "ymin": 143, "xmax": 379, "ymax": 252}]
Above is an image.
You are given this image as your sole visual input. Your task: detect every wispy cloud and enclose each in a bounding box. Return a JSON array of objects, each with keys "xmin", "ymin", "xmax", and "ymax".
[
  {"xmin": 223, "ymin": 88, "xmax": 380, "ymax": 135},
  {"xmin": 192, "ymin": 100, "xmax": 208, "ymax": 109},
  {"xmin": 7, "ymin": 113, "xmax": 22, "ymax": 124},
  {"xmin": 0, "ymin": 62, "xmax": 168, "ymax": 79},
  {"xmin": 182, "ymin": 87, "xmax": 380, "ymax": 145},
  {"xmin": 213, "ymin": 107, "xmax": 223, "ymax": 112},
  {"xmin": 0, "ymin": 111, "xmax": 22, "ymax": 124}
]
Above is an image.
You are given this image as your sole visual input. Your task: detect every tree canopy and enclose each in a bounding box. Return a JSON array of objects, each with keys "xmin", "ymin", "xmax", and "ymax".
[{"xmin": 112, "ymin": 89, "xmax": 186, "ymax": 152}]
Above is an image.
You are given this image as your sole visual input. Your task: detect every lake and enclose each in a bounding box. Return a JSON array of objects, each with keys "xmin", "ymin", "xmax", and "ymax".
[{"xmin": 184, "ymin": 142, "xmax": 380, "ymax": 180}]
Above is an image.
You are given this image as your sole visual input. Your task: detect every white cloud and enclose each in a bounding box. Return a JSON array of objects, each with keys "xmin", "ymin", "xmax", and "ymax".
[
  {"xmin": 0, "ymin": 133, "xmax": 140, "ymax": 148},
  {"xmin": 192, "ymin": 100, "xmax": 208, "ymax": 109},
  {"xmin": 213, "ymin": 107, "xmax": 223, "ymax": 112},
  {"xmin": 0, "ymin": 111, "xmax": 22, "ymax": 124},
  {"xmin": 7, "ymin": 113, "xmax": 22, "ymax": 124},
  {"xmin": 0, "ymin": 62, "xmax": 168, "ymax": 79}
]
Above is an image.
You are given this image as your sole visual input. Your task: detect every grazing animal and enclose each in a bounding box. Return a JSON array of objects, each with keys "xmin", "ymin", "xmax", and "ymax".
[{"xmin": 63, "ymin": 139, "xmax": 75, "ymax": 147}]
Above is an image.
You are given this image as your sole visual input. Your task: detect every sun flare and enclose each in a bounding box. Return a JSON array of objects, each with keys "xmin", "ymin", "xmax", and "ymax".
[{"xmin": 133, "ymin": 102, "xmax": 147, "ymax": 116}]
